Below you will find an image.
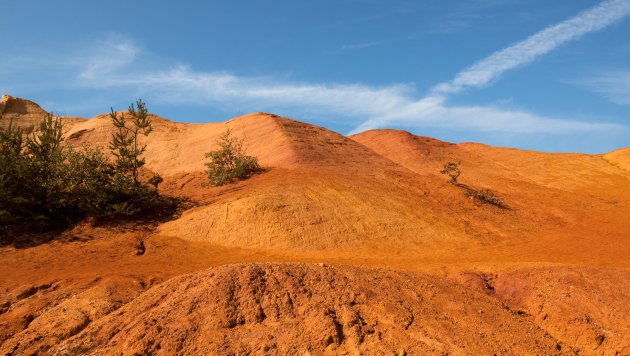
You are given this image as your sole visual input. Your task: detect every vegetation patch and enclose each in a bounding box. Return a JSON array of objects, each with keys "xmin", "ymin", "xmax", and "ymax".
[
  {"xmin": 464, "ymin": 188, "xmax": 508, "ymax": 209},
  {"xmin": 0, "ymin": 100, "xmax": 178, "ymax": 244},
  {"xmin": 440, "ymin": 161, "xmax": 509, "ymax": 209},
  {"xmin": 205, "ymin": 129, "xmax": 262, "ymax": 186}
]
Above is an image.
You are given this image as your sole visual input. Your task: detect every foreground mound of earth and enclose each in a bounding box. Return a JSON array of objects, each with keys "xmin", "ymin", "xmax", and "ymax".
[{"xmin": 46, "ymin": 263, "xmax": 561, "ymax": 355}]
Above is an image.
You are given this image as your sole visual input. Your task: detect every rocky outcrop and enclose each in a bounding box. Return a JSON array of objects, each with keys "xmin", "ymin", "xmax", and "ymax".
[
  {"xmin": 0, "ymin": 94, "xmax": 85, "ymax": 134},
  {"xmin": 0, "ymin": 94, "xmax": 51, "ymax": 134}
]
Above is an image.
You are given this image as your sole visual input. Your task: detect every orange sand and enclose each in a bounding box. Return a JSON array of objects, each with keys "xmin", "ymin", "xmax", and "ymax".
[{"xmin": 1, "ymin": 97, "xmax": 628, "ymax": 354}]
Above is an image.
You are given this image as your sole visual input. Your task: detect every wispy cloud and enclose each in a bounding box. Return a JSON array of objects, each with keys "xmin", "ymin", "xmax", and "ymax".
[
  {"xmin": 72, "ymin": 62, "xmax": 621, "ymax": 135},
  {"xmin": 350, "ymin": 99, "xmax": 620, "ymax": 134},
  {"xmin": 432, "ymin": 0, "xmax": 630, "ymax": 95},
  {"xmin": 1, "ymin": 4, "xmax": 627, "ymax": 143},
  {"xmin": 339, "ymin": 41, "xmax": 381, "ymax": 50},
  {"xmin": 344, "ymin": 0, "xmax": 630, "ymax": 136},
  {"xmin": 576, "ymin": 70, "xmax": 630, "ymax": 105},
  {"xmin": 78, "ymin": 64, "xmax": 415, "ymax": 120},
  {"xmin": 78, "ymin": 36, "xmax": 139, "ymax": 80}
]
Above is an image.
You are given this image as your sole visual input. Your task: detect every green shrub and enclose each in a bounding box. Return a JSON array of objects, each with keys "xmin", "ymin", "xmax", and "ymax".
[
  {"xmin": 205, "ymin": 129, "xmax": 261, "ymax": 186},
  {"xmin": 65, "ymin": 146, "xmax": 116, "ymax": 215},
  {"xmin": 0, "ymin": 119, "xmax": 31, "ymax": 228},
  {"xmin": 0, "ymin": 100, "xmax": 179, "ymax": 242},
  {"xmin": 464, "ymin": 188, "xmax": 508, "ymax": 209}
]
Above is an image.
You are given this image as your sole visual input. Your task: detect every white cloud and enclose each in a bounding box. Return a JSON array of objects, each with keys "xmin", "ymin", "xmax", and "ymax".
[
  {"xmin": 75, "ymin": 64, "xmax": 621, "ymax": 135},
  {"xmin": 432, "ymin": 0, "xmax": 630, "ymax": 95},
  {"xmin": 1, "ymin": 30, "xmax": 625, "ymax": 137},
  {"xmin": 76, "ymin": 63, "xmax": 415, "ymax": 119},
  {"xmin": 349, "ymin": 0, "xmax": 630, "ymax": 135},
  {"xmin": 78, "ymin": 36, "xmax": 139, "ymax": 80},
  {"xmin": 350, "ymin": 100, "xmax": 621, "ymax": 135},
  {"xmin": 577, "ymin": 70, "xmax": 630, "ymax": 105},
  {"xmin": 339, "ymin": 41, "xmax": 381, "ymax": 50}
]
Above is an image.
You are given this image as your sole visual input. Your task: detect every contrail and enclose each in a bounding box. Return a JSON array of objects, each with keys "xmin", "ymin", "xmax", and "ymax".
[
  {"xmin": 349, "ymin": 0, "xmax": 630, "ymax": 134},
  {"xmin": 432, "ymin": 0, "xmax": 630, "ymax": 95}
]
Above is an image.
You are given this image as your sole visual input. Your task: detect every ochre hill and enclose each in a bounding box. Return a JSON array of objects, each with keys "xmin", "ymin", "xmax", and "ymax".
[
  {"xmin": 0, "ymin": 94, "xmax": 84, "ymax": 133},
  {"xmin": 2, "ymin": 96, "xmax": 627, "ymax": 257},
  {"xmin": 63, "ymin": 112, "xmax": 398, "ymax": 175},
  {"xmin": 352, "ymin": 128, "xmax": 630, "ymax": 192},
  {"xmin": 60, "ymin": 110, "xmax": 511, "ymax": 251},
  {"xmin": 1, "ymin": 96, "xmax": 629, "ymax": 354},
  {"xmin": 352, "ymin": 129, "xmax": 630, "ymax": 259},
  {"xmin": 604, "ymin": 147, "xmax": 630, "ymax": 172}
]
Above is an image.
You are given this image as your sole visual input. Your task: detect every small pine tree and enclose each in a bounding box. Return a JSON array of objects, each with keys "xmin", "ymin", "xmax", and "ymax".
[
  {"xmin": 26, "ymin": 114, "xmax": 64, "ymax": 166},
  {"xmin": 0, "ymin": 119, "xmax": 25, "ymax": 176},
  {"xmin": 106, "ymin": 100, "xmax": 177, "ymax": 217},
  {"xmin": 205, "ymin": 129, "xmax": 261, "ymax": 186},
  {"xmin": 0, "ymin": 114, "xmax": 70, "ymax": 230},
  {"xmin": 0, "ymin": 119, "xmax": 29, "ymax": 227},
  {"xmin": 65, "ymin": 145, "xmax": 116, "ymax": 215},
  {"xmin": 0, "ymin": 119, "xmax": 24, "ymax": 158},
  {"xmin": 25, "ymin": 114, "xmax": 69, "ymax": 219},
  {"xmin": 441, "ymin": 161, "xmax": 461, "ymax": 184},
  {"xmin": 109, "ymin": 99, "xmax": 153, "ymax": 185}
]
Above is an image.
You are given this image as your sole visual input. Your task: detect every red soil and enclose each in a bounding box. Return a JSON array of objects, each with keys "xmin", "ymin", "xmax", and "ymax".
[{"xmin": 0, "ymin": 97, "xmax": 628, "ymax": 354}]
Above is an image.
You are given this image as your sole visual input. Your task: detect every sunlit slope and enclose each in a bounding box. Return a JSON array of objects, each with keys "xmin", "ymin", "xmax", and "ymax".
[
  {"xmin": 64, "ymin": 112, "xmax": 628, "ymax": 253},
  {"xmin": 604, "ymin": 147, "xmax": 630, "ymax": 172},
  {"xmin": 0, "ymin": 94, "xmax": 84, "ymax": 133},
  {"xmin": 351, "ymin": 129, "xmax": 630, "ymax": 255},
  {"xmin": 153, "ymin": 118, "xmax": 545, "ymax": 252},
  {"xmin": 351, "ymin": 129, "xmax": 630, "ymax": 192},
  {"xmin": 64, "ymin": 112, "xmax": 398, "ymax": 176}
]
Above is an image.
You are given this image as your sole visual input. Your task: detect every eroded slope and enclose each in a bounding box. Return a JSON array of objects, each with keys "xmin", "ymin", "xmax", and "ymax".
[{"xmin": 52, "ymin": 263, "xmax": 560, "ymax": 355}]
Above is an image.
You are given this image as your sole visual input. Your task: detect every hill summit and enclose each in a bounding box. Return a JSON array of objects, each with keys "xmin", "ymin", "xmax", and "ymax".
[
  {"xmin": 0, "ymin": 94, "xmax": 85, "ymax": 133},
  {"xmin": 0, "ymin": 94, "xmax": 50, "ymax": 133}
]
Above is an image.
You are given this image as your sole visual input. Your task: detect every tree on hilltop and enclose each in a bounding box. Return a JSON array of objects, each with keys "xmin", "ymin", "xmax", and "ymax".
[{"xmin": 109, "ymin": 99, "xmax": 153, "ymax": 185}]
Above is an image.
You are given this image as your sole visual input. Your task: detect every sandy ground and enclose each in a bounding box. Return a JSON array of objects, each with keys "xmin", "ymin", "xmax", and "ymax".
[{"xmin": 1, "ymin": 101, "xmax": 629, "ymax": 354}]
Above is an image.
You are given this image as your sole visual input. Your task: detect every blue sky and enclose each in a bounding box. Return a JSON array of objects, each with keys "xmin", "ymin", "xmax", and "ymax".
[{"xmin": 1, "ymin": 0, "xmax": 629, "ymax": 153}]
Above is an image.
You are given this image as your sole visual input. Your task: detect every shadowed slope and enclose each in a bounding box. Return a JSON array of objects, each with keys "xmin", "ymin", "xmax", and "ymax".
[{"xmin": 351, "ymin": 129, "xmax": 630, "ymax": 212}]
